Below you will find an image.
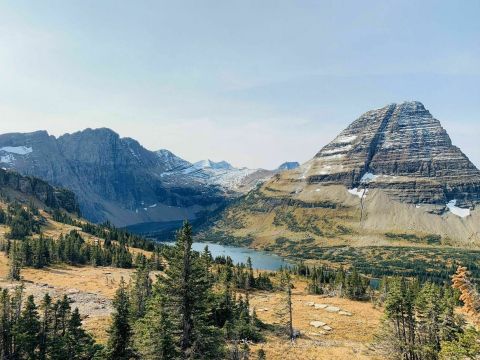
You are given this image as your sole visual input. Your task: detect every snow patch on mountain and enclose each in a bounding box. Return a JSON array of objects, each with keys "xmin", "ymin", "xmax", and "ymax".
[
  {"xmin": 348, "ymin": 188, "xmax": 368, "ymax": 198},
  {"xmin": 446, "ymin": 200, "xmax": 471, "ymax": 218},
  {"xmin": 0, "ymin": 146, "xmax": 33, "ymax": 155},
  {"xmin": 0, "ymin": 154, "xmax": 15, "ymax": 164},
  {"xmin": 360, "ymin": 172, "xmax": 378, "ymax": 183}
]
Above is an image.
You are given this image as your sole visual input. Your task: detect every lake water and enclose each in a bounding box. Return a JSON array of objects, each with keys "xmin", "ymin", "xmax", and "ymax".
[{"xmin": 164, "ymin": 241, "xmax": 294, "ymax": 271}]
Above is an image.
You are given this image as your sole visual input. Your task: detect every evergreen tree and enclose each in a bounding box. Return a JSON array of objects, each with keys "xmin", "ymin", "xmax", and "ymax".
[
  {"xmin": 133, "ymin": 292, "xmax": 177, "ymax": 360},
  {"xmin": 65, "ymin": 308, "xmax": 98, "ymax": 359},
  {"xmin": 105, "ymin": 278, "xmax": 134, "ymax": 360},
  {"xmin": 14, "ymin": 295, "xmax": 40, "ymax": 359},
  {"xmin": 129, "ymin": 260, "xmax": 152, "ymax": 320},
  {"xmin": 439, "ymin": 327, "xmax": 480, "ymax": 360},
  {"xmin": 39, "ymin": 294, "xmax": 53, "ymax": 360},
  {"xmin": 8, "ymin": 241, "xmax": 22, "ymax": 281},
  {"xmin": 159, "ymin": 222, "xmax": 225, "ymax": 359},
  {"xmin": 0, "ymin": 288, "xmax": 13, "ymax": 358}
]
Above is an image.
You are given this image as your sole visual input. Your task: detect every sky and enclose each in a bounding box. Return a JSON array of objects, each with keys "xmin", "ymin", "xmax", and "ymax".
[{"xmin": 0, "ymin": 1, "xmax": 479, "ymax": 169}]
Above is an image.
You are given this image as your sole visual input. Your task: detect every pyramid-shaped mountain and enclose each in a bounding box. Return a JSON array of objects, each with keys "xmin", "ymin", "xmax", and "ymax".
[
  {"xmin": 202, "ymin": 102, "xmax": 480, "ymax": 250},
  {"xmin": 283, "ymin": 101, "xmax": 480, "ymax": 206}
]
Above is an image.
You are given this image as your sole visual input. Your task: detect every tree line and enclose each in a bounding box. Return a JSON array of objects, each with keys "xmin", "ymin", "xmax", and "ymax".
[
  {"xmin": 0, "ymin": 286, "xmax": 99, "ymax": 359},
  {"xmin": 374, "ymin": 267, "xmax": 480, "ymax": 360}
]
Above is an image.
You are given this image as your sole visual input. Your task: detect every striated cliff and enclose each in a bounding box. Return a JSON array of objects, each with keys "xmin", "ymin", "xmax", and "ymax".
[
  {"xmin": 280, "ymin": 101, "xmax": 480, "ymax": 207},
  {"xmin": 201, "ymin": 102, "xmax": 480, "ymax": 249},
  {"xmin": 0, "ymin": 167, "xmax": 79, "ymax": 213}
]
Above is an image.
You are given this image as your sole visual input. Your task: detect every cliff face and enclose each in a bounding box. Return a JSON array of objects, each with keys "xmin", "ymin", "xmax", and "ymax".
[
  {"xmin": 0, "ymin": 129, "xmax": 225, "ymax": 226},
  {"xmin": 288, "ymin": 101, "xmax": 480, "ymax": 207},
  {"xmin": 0, "ymin": 168, "xmax": 79, "ymax": 213}
]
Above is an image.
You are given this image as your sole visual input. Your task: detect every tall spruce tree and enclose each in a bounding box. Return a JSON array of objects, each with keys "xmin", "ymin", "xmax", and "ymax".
[
  {"xmin": 159, "ymin": 222, "xmax": 225, "ymax": 359},
  {"xmin": 105, "ymin": 277, "xmax": 134, "ymax": 360},
  {"xmin": 65, "ymin": 308, "xmax": 98, "ymax": 359},
  {"xmin": 39, "ymin": 294, "xmax": 53, "ymax": 360},
  {"xmin": 14, "ymin": 295, "xmax": 40, "ymax": 359},
  {"xmin": 8, "ymin": 241, "xmax": 22, "ymax": 281},
  {"xmin": 129, "ymin": 260, "xmax": 152, "ymax": 320},
  {"xmin": 133, "ymin": 291, "xmax": 177, "ymax": 360}
]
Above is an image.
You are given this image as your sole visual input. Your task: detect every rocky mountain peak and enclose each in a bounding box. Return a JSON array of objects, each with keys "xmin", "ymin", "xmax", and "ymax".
[
  {"xmin": 285, "ymin": 102, "xmax": 480, "ymax": 207},
  {"xmin": 277, "ymin": 162, "xmax": 300, "ymax": 171}
]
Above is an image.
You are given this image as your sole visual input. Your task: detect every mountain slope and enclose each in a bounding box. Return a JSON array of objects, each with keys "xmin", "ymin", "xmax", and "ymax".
[
  {"xmin": 200, "ymin": 102, "xmax": 480, "ymax": 250},
  {"xmin": 161, "ymin": 158, "xmax": 277, "ymax": 194},
  {"xmin": 0, "ymin": 128, "xmax": 293, "ymax": 228},
  {"xmin": 0, "ymin": 129, "xmax": 225, "ymax": 226},
  {"xmin": 0, "ymin": 167, "xmax": 79, "ymax": 214}
]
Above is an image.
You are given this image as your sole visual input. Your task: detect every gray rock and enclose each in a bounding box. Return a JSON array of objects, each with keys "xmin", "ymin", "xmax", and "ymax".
[
  {"xmin": 325, "ymin": 306, "xmax": 341, "ymax": 313},
  {"xmin": 310, "ymin": 321, "xmax": 327, "ymax": 328}
]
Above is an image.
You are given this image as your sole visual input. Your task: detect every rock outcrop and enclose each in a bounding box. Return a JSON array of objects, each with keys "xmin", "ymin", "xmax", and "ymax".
[{"xmin": 0, "ymin": 167, "xmax": 79, "ymax": 213}]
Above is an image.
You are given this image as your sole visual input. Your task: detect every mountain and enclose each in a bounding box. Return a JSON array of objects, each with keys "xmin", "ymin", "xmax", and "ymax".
[
  {"xmin": 159, "ymin": 158, "xmax": 299, "ymax": 195},
  {"xmin": 0, "ymin": 128, "xmax": 294, "ymax": 229},
  {"xmin": 200, "ymin": 101, "xmax": 480, "ymax": 251},
  {"xmin": 277, "ymin": 162, "xmax": 300, "ymax": 171},
  {"xmin": 0, "ymin": 129, "xmax": 225, "ymax": 227},
  {"xmin": 301, "ymin": 101, "xmax": 480, "ymax": 206}
]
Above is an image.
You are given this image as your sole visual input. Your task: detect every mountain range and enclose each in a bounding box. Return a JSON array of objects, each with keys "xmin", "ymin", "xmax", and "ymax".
[
  {"xmin": 0, "ymin": 128, "xmax": 297, "ymax": 228},
  {"xmin": 200, "ymin": 101, "xmax": 480, "ymax": 250},
  {"xmin": 2, "ymin": 101, "xmax": 479, "ymax": 247}
]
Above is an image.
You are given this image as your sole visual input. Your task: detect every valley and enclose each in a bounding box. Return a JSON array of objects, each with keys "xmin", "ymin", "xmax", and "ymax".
[{"xmin": 0, "ymin": 101, "xmax": 479, "ymax": 359}]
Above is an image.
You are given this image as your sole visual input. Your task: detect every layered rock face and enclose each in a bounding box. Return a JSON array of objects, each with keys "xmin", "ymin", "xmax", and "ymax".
[
  {"xmin": 290, "ymin": 101, "xmax": 480, "ymax": 207},
  {"xmin": 0, "ymin": 168, "xmax": 79, "ymax": 213},
  {"xmin": 0, "ymin": 128, "xmax": 292, "ymax": 227},
  {"xmin": 0, "ymin": 129, "xmax": 225, "ymax": 225}
]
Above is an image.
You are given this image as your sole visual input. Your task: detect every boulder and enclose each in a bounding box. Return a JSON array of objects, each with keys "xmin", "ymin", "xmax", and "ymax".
[
  {"xmin": 310, "ymin": 321, "xmax": 327, "ymax": 328},
  {"xmin": 325, "ymin": 306, "xmax": 341, "ymax": 313}
]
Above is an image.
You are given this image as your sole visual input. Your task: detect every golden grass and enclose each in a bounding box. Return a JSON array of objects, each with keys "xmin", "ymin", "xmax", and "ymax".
[{"xmin": 247, "ymin": 278, "xmax": 383, "ymax": 360}]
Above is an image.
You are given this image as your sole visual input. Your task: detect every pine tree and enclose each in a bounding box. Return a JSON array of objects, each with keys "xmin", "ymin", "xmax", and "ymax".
[
  {"xmin": 276, "ymin": 271, "xmax": 294, "ymax": 340},
  {"xmin": 8, "ymin": 241, "xmax": 22, "ymax": 281},
  {"xmin": 14, "ymin": 295, "xmax": 40, "ymax": 359},
  {"xmin": 160, "ymin": 222, "xmax": 225, "ymax": 359},
  {"xmin": 66, "ymin": 308, "xmax": 98, "ymax": 359},
  {"xmin": 133, "ymin": 291, "xmax": 177, "ymax": 360},
  {"xmin": 129, "ymin": 261, "xmax": 152, "ymax": 320},
  {"xmin": 439, "ymin": 327, "xmax": 480, "ymax": 360},
  {"xmin": 39, "ymin": 294, "xmax": 53, "ymax": 360},
  {"xmin": 50, "ymin": 295, "xmax": 74, "ymax": 359},
  {"xmin": 105, "ymin": 277, "xmax": 134, "ymax": 360},
  {"xmin": 256, "ymin": 348, "xmax": 266, "ymax": 360}
]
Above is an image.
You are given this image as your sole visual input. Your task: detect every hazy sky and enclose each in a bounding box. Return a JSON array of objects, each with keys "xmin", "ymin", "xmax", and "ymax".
[{"xmin": 0, "ymin": 1, "xmax": 479, "ymax": 169}]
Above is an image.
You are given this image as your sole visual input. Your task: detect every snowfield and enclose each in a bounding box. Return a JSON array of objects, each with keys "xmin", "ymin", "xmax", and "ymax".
[
  {"xmin": 0, "ymin": 146, "xmax": 33, "ymax": 155},
  {"xmin": 446, "ymin": 200, "xmax": 471, "ymax": 218},
  {"xmin": 347, "ymin": 188, "xmax": 368, "ymax": 198}
]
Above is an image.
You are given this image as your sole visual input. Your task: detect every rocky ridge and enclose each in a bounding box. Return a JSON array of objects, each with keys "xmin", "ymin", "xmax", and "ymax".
[{"xmin": 0, "ymin": 128, "xmax": 294, "ymax": 227}]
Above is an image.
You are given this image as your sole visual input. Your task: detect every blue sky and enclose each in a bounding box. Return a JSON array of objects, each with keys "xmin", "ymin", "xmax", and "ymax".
[{"xmin": 0, "ymin": 0, "xmax": 479, "ymax": 168}]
